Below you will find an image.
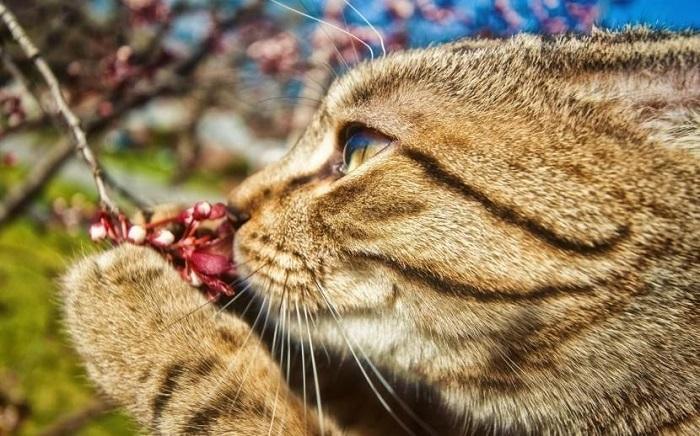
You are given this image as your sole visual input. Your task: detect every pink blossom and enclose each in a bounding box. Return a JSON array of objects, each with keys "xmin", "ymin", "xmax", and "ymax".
[
  {"xmin": 90, "ymin": 202, "xmax": 236, "ymax": 299},
  {"xmin": 152, "ymin": 229, "xmax": 175, "ymax": 245},
  {"xmin": 89, "ymin": 223, "xmax": 107, "ymax": 241},
  {"xmin": 193, "ymin": 201, "xmax": 212, "ymax": 220},
  {"xmin": 127, "ymin": 225, "xmax": 147, "ymax": 244}
]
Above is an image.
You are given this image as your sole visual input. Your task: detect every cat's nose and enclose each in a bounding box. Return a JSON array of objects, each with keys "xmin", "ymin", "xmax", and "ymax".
[{"xmin": 225, "ymin": 204, "xmax": 250, "ymax": 230}]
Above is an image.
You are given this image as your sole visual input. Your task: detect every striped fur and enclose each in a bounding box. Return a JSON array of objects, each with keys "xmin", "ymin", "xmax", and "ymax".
[{"xmin": 63, "ymin": 28, "xmax": 699, "ymax": 434}]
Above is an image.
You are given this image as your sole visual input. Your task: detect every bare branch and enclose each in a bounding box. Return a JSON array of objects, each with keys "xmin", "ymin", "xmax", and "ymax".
[
  {"xmin": 1, "ymin": 47, "xmax": 147, "ymax": 211},
  {"xmin": 0, "ymin": 1, "xmax": 120, "ymax": 214},
  {"xmin": 0, "ymin": 139, "xmax": 73, "ymax": 224},
  {"xmin": 0, "ymin": 1, "xmax": 266, "ymax": 226},
  {"xmin": 0, "ymin": 77, "xmax": 186, "ymax": 225}
]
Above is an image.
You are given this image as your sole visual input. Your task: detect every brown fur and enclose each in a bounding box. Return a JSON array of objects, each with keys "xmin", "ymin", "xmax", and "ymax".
[{"xmin": 62, "ymin": 28, "xmax": 699, "ymax": 435}]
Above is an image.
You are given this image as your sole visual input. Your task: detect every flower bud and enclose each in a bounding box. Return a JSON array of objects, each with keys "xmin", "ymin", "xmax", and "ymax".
[
  {"xmin": 152, "ymin": 229, "xmax": 175, "ymax": 246},
  {"xmin": 127, "ymin": 224, "xmax": 147, "ymax": 244},
  {"xmin": 180, "ymin": 207, "xmax": 195, "ymax": 225},
  {"xmin": 189, "ymin": 270, "xmax": 202, "ymax": 287},
  {"xmin": 209, "ymin": 202, "xmax": 227, "ymax": 219},
  {"xmin": 193, "ymin": 201, "xmax": 212, "ymax": 220},
  {"xmin": 89, "ymin": 223, "xmax": 107, "ymax": 240}
]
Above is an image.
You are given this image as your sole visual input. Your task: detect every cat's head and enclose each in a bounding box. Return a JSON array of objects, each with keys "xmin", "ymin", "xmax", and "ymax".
[{"xmin": 228, "ymin": 28, "xmax": 699, "ymax": 404}]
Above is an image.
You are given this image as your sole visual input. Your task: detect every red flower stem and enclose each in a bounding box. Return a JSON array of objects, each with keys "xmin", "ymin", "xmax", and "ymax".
[
  {"xmin": 144, "ymin": 216, "xmax": 179, "ymax": 229},
  {"xmin": 176, "ymin": 234, "xmax": 211, "ymax": 248},
  {"xmin": 102, "ymin": 218, "xmax": 118, "ymax": 241},
  {"xmin": 119, "ymin": 214, "xmax": 128, "ymax": 239},
  {"xmin": 183, "ymin": 220, "xmax": 199, "ymax": 239}
]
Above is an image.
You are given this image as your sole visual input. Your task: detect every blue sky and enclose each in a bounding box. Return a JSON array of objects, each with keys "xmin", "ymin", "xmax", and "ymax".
[
  {"xmin": 604, "ymin": 0, "xmax": 700, "ymax": 29},
  {"xmin": 89, "ymin": 1, "xmax": 700, "ymax": 51}
]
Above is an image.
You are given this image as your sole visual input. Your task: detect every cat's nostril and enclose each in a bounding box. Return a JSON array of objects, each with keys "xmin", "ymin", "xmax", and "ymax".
[{"xmin": 226, "ymin": 205, "xmax": 250, "ymax": 230}]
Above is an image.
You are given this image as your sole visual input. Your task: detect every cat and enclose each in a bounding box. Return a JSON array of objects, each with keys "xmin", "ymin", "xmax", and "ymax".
[{"xmin": 62, "ymin": 28, "xmax": 699, "ymax": 435}]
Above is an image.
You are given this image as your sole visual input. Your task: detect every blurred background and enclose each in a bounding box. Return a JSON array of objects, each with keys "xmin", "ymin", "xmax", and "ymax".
[{"xmin": 0, "ymin": 0, "xmax": 698, "ymax": 434}]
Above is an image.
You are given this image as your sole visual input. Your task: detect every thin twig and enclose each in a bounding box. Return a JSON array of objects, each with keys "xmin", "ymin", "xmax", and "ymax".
[
  {"xmin": 0, "ymin": 76, "xmax": 187, "ymax": 225},
  {"xmin": 0, "ymin": 1, "xmax": 265, "ymax": 227},
  {"xmin": 0, "ymin": 139, "xmax": 73, "ymax": 224},
  {"xmin": 1, "ymin": 45, "xmax": 148, "ymax": 210},
  {"xmin": 0, "ymin": 2, "xmax": 119, "ymax": 214},
  {"xmin": 0, "ymin": 115, "xmax": 49, "ymax": 140}
]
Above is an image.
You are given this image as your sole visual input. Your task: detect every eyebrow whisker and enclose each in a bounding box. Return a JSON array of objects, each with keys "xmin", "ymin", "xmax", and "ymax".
[{"xmin": 270, "ymin": 0, "xmax": 375, "ymax": 60}]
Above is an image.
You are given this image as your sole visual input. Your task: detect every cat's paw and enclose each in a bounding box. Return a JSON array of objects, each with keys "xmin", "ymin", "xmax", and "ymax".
[
  {"xmin": 61, "ymin": 245, "xmax": 327, "ymax": 435},
  {"xmin": 62, "ymin": 244, "xmax": 195, "ymax": 324},
  {"xmin": 60, "ymin": 244, "xmax": 208, "ymax": 399}
]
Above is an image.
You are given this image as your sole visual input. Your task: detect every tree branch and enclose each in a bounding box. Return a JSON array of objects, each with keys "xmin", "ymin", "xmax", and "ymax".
[
  {"xmin": 1, "ymin": 45, "xmax": 148, "ymax": 211},
  {"xmin": 0, "ymin": 1, "xmax": 266, "ymax": 227},
  {"xmin": 0, "ymin": 139, "xmax": 73, "ymax": 223},
  {"xmin": 0, "ymin": 1, "xmax": 119, "ymax": 214},
  {"xmin": 0, "ymin": 76, "xmax": 187, "ymax": 225}
]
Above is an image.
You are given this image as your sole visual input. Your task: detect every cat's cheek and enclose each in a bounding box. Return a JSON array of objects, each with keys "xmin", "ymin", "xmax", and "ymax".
[{"xmin": 322, "ymin": 259, "xmax": 396, "ymax": 311}]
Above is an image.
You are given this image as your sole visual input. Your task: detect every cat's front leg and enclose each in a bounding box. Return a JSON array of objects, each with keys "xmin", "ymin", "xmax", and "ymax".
[{"xmin": 62, "ymin": 244, "xmax": 336, "ymax": 435}]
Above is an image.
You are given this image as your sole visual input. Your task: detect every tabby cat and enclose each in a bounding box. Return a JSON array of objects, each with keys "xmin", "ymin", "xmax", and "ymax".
[{"xmin": 62, "ymin": 28, "xmax": 699, "ymax": 435}]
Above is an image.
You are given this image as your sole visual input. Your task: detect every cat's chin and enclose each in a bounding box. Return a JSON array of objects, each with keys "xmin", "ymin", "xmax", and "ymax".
[{"xmin": 222, "ymin": 269, "xmax": 419, "ymax": 364}]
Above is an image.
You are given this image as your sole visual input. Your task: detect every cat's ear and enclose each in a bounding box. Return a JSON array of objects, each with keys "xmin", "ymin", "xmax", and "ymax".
[{"xmin": 563, "ymin": 29, "xmax": 700, "ymax": 154}]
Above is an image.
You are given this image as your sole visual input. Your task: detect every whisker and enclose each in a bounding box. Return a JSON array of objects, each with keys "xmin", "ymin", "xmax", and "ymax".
[
  {"xmin": 267, "ymin": 349, "xmax": 283, "ymax": 435},
  {"xmin": 298, "ymin": 0, "xmax": 350, "ymax": 70},
  {"xmin": 210, "ymin": 270, "xmax": 275, "ymax": 400},
  {"xmin": 259, "ymin": 289, "xmax": 276, "ymax": 341},
  {"xmin": 306, "ymin": 308, "xmax": 332, "ymax": 364},
  {"xmin": 302, "ymin": 303, "xmax": 325, "ymax": 435},
  {"xmin": 213, "ymin": 281, "xmax": 255, "ymax": 318},
  {"xmin": 214, "ymin": 260, "xmax": 271, "ymax": 321},
  {"xmin": 220, "ymin": 76, "xmax": 325, "ymax": 114},
  {"xmin": 270, "ymin": 306, "xmax": 283, "ymax": 368},
  {"xmin": 267, "ymin": 283, "xmax": 288, "ymax": 436},
  {"xmin": 270, "ymin": 0, "xmax": 375, "ymax": 60},
  {"xmin": 277, "ymin": 274, "xmax": 290, "ymax": 374},
  {"xmin": 308, "ymin": 57, "xmax": 340, "ymax": 81},
  {"xmin": 339, "ymin": 6, "xmax": 361, "ymax": 64},
  {"xmin": 142, "ymin": 257, "xmax": 268, "ymax": 349},
  {"xmin": 228, "ymin": 306, "xmax": 277, "ymax": 411},
  {"xmin": 229, "ymin": 282, "xmax": 260, "ymax": 321},
  {"xmin": 284, "ymin": 300, "xmax": 292, "ymax": 385},
  {"xmin": 270, "ymin": 285, "xmax": 287, "ymax": 360},
  {"xmin": 342, "ymin": 0, "xmax": 386, "ymax": 57},
  {"xmin": 310, "ymin": 280, "xmax": 415, "ymax": 435},
  {"xmin": 278, "ymin": 292, "xmax": 293, "ymax": 436},
  {"xmin": 143, "ymin": 298, "xmax": 214, "ymax": 342},
  {"xmin": 311, "ymin": 276, "xmax": 437, "ymax": 436},
  {"xmin": 183, "ymin": 295, "xmax": 272, "ymax": 433},
  {"xmin": 215, "ymin": 260, "xmax": 273, "ymax": 320},
  {"xmin": 290, "ymin": 64, "xmax": 334, "ymax": 96},
  {"xmin": 252, "ymin": 95, "xmax": 325, "ymax": 107},
  {"xmin": 229, "ymin": 259, "xmax": 271, "ymax": 290},
  {"xmin": 294, "ymin": 301, "xmax": 308, "ymax": 428}
]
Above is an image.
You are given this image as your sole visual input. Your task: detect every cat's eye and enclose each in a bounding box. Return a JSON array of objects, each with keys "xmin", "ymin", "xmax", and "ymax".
[{"xmin": 341, "ymin": 127, "xmax": 393, "ymax": 174}]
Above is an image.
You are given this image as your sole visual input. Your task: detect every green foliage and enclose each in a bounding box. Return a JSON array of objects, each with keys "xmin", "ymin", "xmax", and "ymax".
[
  {"xmin": 0, "ymin": 220, "xmax": 135, "ymax": 435},
  {"xmin": 0, "ymin": 166, "xmax": 27, "ymax": 198},
  {"xmin": 102, "ymin": 147, "xmax": 176, "ymax": 184}
]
